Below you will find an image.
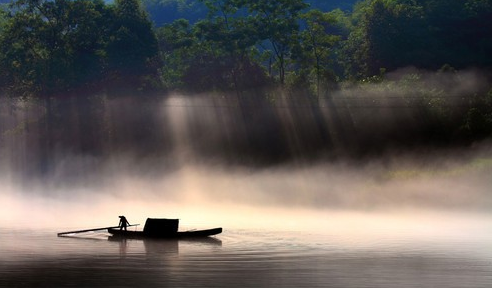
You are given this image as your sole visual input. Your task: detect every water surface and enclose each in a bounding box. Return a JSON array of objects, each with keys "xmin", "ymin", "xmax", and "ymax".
[{"xmin": 1, "ymin": 226, "xmax": 491, "ymax": 288}]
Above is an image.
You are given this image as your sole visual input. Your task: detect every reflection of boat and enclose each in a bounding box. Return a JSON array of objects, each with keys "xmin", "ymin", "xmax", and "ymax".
[
  {"xmin": 108, "ymin": 235, "xmax": 222, "ymax": 245},
  {"xmin": 108, "ymin": 218, "xmax": 222, "ymax": 239}
]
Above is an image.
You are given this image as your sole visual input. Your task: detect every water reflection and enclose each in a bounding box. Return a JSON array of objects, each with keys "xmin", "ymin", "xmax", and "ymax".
[
  {"xmin": 106, "ymin": 236, "xmax": 221, "ymax": 257},
  {"xmin": 57, "ymin": 233, "xmax": 222, "ymax": 259},
  {"xmin": 1, "ymin": 228, "xmax": 492, "ymax": 288}
]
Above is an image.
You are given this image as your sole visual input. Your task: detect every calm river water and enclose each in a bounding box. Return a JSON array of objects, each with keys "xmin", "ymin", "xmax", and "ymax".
[{"xmin": 1, "ymin": 226, "xmax": 492, "ymax": 288}]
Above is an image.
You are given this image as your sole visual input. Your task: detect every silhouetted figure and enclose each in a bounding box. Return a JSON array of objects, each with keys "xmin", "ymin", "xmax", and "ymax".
[{"xmin": 118, "ymin": 216, "xmax": 130, "ymax": 231}]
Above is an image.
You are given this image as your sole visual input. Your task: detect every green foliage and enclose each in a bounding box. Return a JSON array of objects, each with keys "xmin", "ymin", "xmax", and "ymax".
[
  {"xmin": 291, "ymin": 9, "xmax": 342, "ymax": 98},
  {"xmin": 1, "ymin": 0, "xmax": 491, "ymax": 167},
  {"xmin": 461, "ymin": 88, "xmax": 492, "ymax": 139},
  {"xmin": 156, "ymin": 19, "xmax": 195, "ymax": 88},
  {"xmin": 141, "ymin": 0, "xmax": 358, "ymax": 27},
  {"xmin": 240, "ymin": 0, "xmax": 309, "ymax": 85},
  {"xmin": 142, "ymin": 0, "xmax": 208, "ymax": 26},
  {"xmin": 0, "ymin": 6, "xmax": 7, "ymax": 87},
  {"xmin": 156, "ymin": 0, "xmax": 273, "ymax": 93},
  {"xmin": 0, "ymin": 0, "xmax": 160, "ymax": 97},
  {"xmin": 341, "ymin": 0, "xmax": 427, "ymax": 77},
  {"xmin": 155, "ymin": 0, "xmax": 314, "ymax": 93},
  {"xmin": 1, "ymin": 0, "xmax": 492, "ymax": 115},
  {"xmin": 0, "ymin": 0, "xmax": 109, "ymax": 96},
  {"xmin": 106, "ymin": 0, "xmax": 161, "ymax": 92},
  {"xmin": 341, "ymin": 0, "xmax": 492, "ymax": 79}
]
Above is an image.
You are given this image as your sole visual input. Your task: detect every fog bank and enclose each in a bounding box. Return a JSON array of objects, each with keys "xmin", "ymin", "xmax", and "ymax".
[
  {"xmin": 1, "ymin": 149, "xmax": 491, "ymax": 230},
  {"xmin": 1, "ymin": 68, "xmax": 491, "ymax": 230}
]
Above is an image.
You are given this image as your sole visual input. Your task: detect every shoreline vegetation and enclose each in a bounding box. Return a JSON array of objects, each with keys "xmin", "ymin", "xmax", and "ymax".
[{"xmin": 0, "ymin": 0, "xmax": 491, "ymax": 176}]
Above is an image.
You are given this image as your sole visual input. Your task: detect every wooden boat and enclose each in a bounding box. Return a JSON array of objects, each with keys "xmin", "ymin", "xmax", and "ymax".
[
  {"xmin": 108, "ymin": 227, "xmax": 222, "ymax": 239},
  {"xmin": 107, "ymin": 218, "xmax": 222, "ymax": 239}
]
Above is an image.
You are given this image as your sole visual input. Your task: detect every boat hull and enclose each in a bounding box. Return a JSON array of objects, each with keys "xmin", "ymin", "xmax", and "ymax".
[{"xmin": 108, "ymin": 227, "xmax": 222, "ymax": 239}]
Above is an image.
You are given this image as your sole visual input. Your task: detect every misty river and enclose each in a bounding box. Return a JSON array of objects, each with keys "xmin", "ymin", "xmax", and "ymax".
[
  {"xmin": 1, "ymin": 222, "xmax": 492, "ymax": 288},
  {"xmin": 1, "ymin": 87, "xmax": 492, "ymax": 287}
]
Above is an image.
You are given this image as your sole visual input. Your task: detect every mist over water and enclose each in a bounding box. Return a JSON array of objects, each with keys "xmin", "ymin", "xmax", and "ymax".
[
  {"xmin": 1, "ymin": 68, "xmax": 491, "ymax": 232},
  {"xmin": 2, "ymin": 71, "xmax": 492, "ymax": 288}
]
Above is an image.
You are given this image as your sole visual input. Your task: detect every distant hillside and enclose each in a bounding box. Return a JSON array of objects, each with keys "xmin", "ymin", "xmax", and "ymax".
[
  {"xmin": 142, "ymin": 0, "xmax": 207, "ymax": 27},
  {"xmin": 143, "ymin": 0, "xmax": 357, "ymax": 27},
  {"xmin": 305, "ymin": 0, "xmax": 356, "ymax": 12},
  {"xmin": 0, "ymin": 0, "xmax": 356, "ymax": 26}
]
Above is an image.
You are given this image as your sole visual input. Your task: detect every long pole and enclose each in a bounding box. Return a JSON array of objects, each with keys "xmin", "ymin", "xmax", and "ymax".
[{"xmin": 57, "ymin": 224, "xmax": 139, "ymax": 236}]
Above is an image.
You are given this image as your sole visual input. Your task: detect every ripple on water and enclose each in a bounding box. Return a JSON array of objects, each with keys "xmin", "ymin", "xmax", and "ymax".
[{"xmin": 1, "ymin": 228, "xmax": 492, "ymax": 288}]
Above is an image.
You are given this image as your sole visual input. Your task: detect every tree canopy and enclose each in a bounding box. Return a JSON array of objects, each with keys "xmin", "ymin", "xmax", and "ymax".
[
  {"xmin": 0, "ymin": 0, "xmax": 160, "ymax": 96},
  {"xmin": 343, "ymin": 0, "xmax": 492, "ymax": 76},
  {"xmin": 0, "ymin": 0, "xmax": 491, "ymax": 96},
  {"xmin": 0, "ymin": 0, "xmax": 491, "ymax": 172}
]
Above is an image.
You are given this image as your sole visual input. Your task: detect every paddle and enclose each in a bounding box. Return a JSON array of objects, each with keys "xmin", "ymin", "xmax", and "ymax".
[{"xmin": 57, "ymin": 224, "xmax": 139, "ymax": 236}]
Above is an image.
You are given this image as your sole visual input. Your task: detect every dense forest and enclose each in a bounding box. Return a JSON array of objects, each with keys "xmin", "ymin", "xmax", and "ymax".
[
  {"xmin": 0, "ymin": 0, "xmax": 492, "ymax": 178},
  {"xmin": 1, "ymin": 0, "xmax": 491, "ymax": 95}
]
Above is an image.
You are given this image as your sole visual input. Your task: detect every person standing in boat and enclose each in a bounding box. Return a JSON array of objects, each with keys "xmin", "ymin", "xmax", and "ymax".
[{"xmin": 118, "ymin": 216, "xmax": 130, "ymax": 230}]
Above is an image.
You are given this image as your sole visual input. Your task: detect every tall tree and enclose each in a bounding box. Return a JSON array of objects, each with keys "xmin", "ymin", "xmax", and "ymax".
[
  {"xmin": 340, "ymin": 0, "xmax": 492, "ymax": 79},
  {"xmin": 156, "ymin": 0, "xmax": 268, "ymax": 93},
  {"xmin": 0, "ymin": 0, "xmax": 109, "ymax": 96},
  {"xmin": 0, "ymin": 6, "xmax": 7, "ymax": 87},
  {"xmin": 156, "ymin": 18, "xmax": 197, "ymax": 89},
  {"xmin": 293, "ymin": 9, "xmax": 341, "ymax": 98},
  {"xmin": 193, "ymin": 0, "xmax": 266, "ymax": 93},
  {"xmin": 343, "ymin": 0, "xmax": 427, "ymax": 77},
  {"xmin": 240, "ymin": 0, "xmax": 309, "ymax": 85},
  {"xmin": 106, "ymin": 0, "xmax": 161, "ymax": 91}
]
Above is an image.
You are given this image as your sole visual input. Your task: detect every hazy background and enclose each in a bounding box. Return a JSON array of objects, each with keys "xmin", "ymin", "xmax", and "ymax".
[{"xmin": 1, "ymin": 69, "xmax": 491, "ymax": 232}]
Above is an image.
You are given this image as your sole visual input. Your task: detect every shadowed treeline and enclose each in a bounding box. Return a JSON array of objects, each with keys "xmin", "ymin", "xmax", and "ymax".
[{"xmin": 1, "ymin": 68, "xmax": 491, "ymax": 184}]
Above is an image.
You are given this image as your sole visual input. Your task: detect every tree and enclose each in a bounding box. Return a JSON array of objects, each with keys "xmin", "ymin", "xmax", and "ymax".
[
  {"xmin": 156, "ymin": 18, "xmax": 197, "ymax": 89},
  {"xmin": 194, "ymin": 0, "xmax": 267, "ymax": 93},
  {"xmin": 340, "ymin": 0, "xmax": 492, "ymax": 79},
  {"xmin": 240, "ymin": 0, "xmax": 309, "ymax": 85},
  {"xmin": 0, "ymin": 6, "xmax": 8, "ymax": 87},
  {"xmin": 106, "ymin": 0, "xmax": 161, "ymax": 92},
  {"xmin": 293, "ymin": 9, "xmax": 341, "ymax": 99},
  {"xmin": 421, "ymin": 0, "xmax": 492, "ymax": 69},
  {"xmin": 156, "ymin": 0, "xmax": 268, "ymax": 93},
  {"xmin": 0, "ymin": 0, "xmax": 164, "ymax": 96},
  {"xmin": 142, "ymin": 0, "xmax": 208, "ymax": 26},
  {"xmin": 0, "ymin": 0, "xmax": 110, "ymax": 96},
  {"xmin": 342, "ymin": 0, "xmax": 427, "ymax": 78}
]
